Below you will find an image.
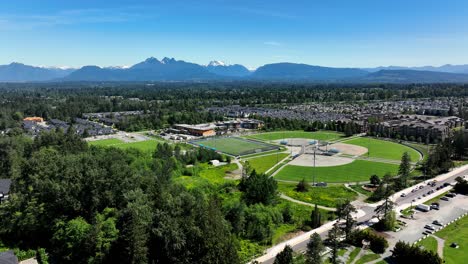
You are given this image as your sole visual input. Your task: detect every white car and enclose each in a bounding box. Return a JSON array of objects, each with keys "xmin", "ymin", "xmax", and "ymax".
[{"xmin": 400, "ymin": 193, "xmax": 406, "ymax": 197}]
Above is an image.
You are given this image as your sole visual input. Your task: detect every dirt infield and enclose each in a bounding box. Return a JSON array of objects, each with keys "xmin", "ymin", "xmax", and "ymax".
[
  {"xmin": 327, "ymin": 142, "xmax": 368, "ymax": 156},
  {"xmin": 288, "ymin": 154, "xmax": 355, "ymax": 167}
]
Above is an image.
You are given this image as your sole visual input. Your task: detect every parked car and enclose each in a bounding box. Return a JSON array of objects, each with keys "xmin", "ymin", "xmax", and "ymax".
[
  {"xmin": 430, "ymin": 204, "xmax": 439, "ymax": 210},
  {"xmin": 441, "ymin": 196, "xmax": 450, "ymax": 201},
  {"xmin": 424, "ymin": 224, "xmax": 435, "ymax": 230},
  {"xmin": 401, "ymin": 193, "xmax": 406, "ymax": 197},
  {"xmin": 443, "ymin": 182, "xmax": 451, "ymax": 187},
  {"xmin": 446, "ymin": 193, "xmax": 456, "ymax": 198},
  {"xmin": 433, "ymin": 220, "xmax": 443, "ymax": 226}
]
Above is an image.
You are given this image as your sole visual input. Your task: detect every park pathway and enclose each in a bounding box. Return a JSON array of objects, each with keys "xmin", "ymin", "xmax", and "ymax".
[
  {"xmin": 431, "ymin": 235, "xmax": 445, "ymax": 258},
  {"xmin": 279, "ymin": 193, "xmax": 337, "ymax": 211}
]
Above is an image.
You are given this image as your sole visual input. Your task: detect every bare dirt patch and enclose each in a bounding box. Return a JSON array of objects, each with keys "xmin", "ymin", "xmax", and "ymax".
[
  {"xmin": 289, "ymin": 154, "xmax": 355, "ymax": 167},
  {"xmin": 328, "ymin": 142, "xmax": 368, "ymax": 156}
]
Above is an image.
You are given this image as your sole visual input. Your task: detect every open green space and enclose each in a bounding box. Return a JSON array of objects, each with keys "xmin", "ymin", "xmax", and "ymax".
[
  {"xmin": 245, "ymin": 153, "xmax": 289, "ymax": 174},
  {"xmin": 434, "ymin": 215, "xmax": 468, "ymax": 264},
  {"xmin": 192, "ymin": 137, "xmax": 278, "ymax": 156},
  {"xmin": 277, "ymin": 182, "xmax": 357, "ymax": 208},
  {"xmin": 88, "ymin": 138, "xmax": 124, "ymax": 146},
  {"xmin": 345, "ymin": 137, "xmax": 420, "ymax": 161},
  {"xmin": 349, "ymin": 184, "xmax": 372, "ymax": 196},
  {"xmin": 114, "ymin": 139, "xmax": 160, "ymax": 152},
  {"xmin": 417, "ymin": 236, "xmax": 438, "ymax": 253},
  {"xmin": 275, "ymin": 160, "xmax": 399, "ymax": 183},
  {"xmin": 174, "ymin": 163, "xmax": 238, "ymax": 189},
  {"xmin": 346, "ymin": 247, "xmax": 361, "ymax": 264},
  {"xmin": 89, "ymin": 138, "xmax": 160, "ymax": 153},
  {"xmin": 403, "ymin": 142, "xmax": 432, "ymax": 161},
  {"xmin": 355, "ymin": 252, "xmax": 380, "ymax": 264},
  {"xmin": 245, "ymin": 130, "xmax": 344, "ymax": 142}
]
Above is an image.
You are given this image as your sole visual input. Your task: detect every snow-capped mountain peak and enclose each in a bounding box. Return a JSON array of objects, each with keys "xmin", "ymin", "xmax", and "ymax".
[
  {"xmin": 208, "ymin": 60, "xmax": 227, "ymax": 67},
  {"xmin": 161, "ymin": 57, "xmax": 176, "ymax": 64}
]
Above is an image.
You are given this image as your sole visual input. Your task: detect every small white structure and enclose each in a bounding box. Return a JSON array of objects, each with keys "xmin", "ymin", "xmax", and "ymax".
[{"xmin": 209, "ymin": 160, "xmax": 220, "ymax": 166}]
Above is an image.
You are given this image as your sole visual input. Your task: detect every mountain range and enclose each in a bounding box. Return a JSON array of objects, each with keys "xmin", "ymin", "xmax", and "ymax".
[{"xmin": 2, "ymin": 57, "xmax": 468, "ymax": 83}]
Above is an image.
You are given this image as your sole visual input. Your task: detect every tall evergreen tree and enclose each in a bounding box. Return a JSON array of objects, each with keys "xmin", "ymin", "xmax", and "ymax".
[
  {"xmin": 398, "ymin": 152, "xmax": 411, "ymax": 187},
  {"xmin": 274, "ymin": 245, "xmax": 293, "ymax": 264},
  {"xmin": 306, "ymin": 233, "xmax": 324, "ymax": 264}
]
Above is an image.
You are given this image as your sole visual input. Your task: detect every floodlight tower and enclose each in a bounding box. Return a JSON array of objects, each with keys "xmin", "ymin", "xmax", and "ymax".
[{"xmin": 312, "ymin": 143, "xmax": 316, "ymax": 186}]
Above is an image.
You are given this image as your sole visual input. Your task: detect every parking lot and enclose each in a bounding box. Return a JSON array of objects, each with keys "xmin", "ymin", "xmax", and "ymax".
[{"xmin": 385, "ymin": 194, "xmax": 468, "ymax": 245}]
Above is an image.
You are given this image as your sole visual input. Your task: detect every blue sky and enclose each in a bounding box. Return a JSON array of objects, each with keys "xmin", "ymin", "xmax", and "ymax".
[{"xmin": 2, "ymin": 0, "xmax": 468, "ymax": 69}]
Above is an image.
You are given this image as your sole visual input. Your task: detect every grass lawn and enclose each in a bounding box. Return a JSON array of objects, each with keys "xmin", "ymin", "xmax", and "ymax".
[
  {"xmin": 89, "ymin": 138, "xmax": 160, "ymax": 153},
  {"xmin": 245, "ymin": 153, "xmax": 289, "ymax": 174},
  {"xmin": 114, "ymin": 139, "xmax": 159, "ymax": 152},
  {"xmin": 174, "ymin": 163, "xmax": 238, "ymax": 188},
  {"xmin": 345, "ymin": 138, "xmax": 421, "ymax": 161},
  {"xmin": 88, "ymin": 138, "xmax": 124, "ymax": 146},
  {"xmin": 417, "ymin": 236, "xmax": 438, "ymax": 253},
  {"xmin": 349, "ymin": 185, "xmax": 372, "ymax": 196},
  {"xmin": 277, "ymin": 182, "xmax": 357, "ymax": 208},
  {"xmin": 403, "ymin": 142, "xmax": 432, "ymax": 161},
  {"xmin": 241, "ymin": 148, "xmax": 285, "ymax": 158},
  {"xmin": 245, "ymin": 130, "xmax": 344, "ymax": 142},
  {"xmin": 434, "ymin": 215, "xmax": 468, "ymax": 264},
  {"xmin": 355, "ymin": 252, "xmax": 380, "ymax": 264},
  {"xmin": 346, "ymin": 247, "xmax": 361, "ymax": 264},
  {"xmin": 275, "ymin": 160, "xmax": 399, "ymax": 183},
  {"xmin": 193, "ymin": 137, "xmax": 278, "ymax": 156},
  {"xmin": 272, "ymin": 200, "xmax": 335, "ymax": 244}
]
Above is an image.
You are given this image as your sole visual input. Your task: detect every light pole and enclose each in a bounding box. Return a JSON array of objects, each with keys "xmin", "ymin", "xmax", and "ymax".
[{"xmin": 313, "ymin": 145, "xmax": 316, "ymax": 186}]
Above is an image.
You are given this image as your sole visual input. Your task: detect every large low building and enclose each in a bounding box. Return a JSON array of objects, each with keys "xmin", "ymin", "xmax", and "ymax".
[
  {"xmin": 174, "ymin": 124, "xmax": 217, "ymax": 137},
  {"xmin": 371, "ymin": 115, "xmax": 464, "ymax": 142}
]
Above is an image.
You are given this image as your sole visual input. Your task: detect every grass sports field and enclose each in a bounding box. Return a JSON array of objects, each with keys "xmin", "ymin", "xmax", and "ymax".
[
  {"xmin": 245, "ymin": 153, "xmax": 289, "ymax": 174},
  {"xmin": 192, "ymin": 137, "xmax": 278, "ymax": 156},
  {"xmin": 89, "ymin": 138, "xmax": 160, "ymax": 153},
  {"xmin": 345, "ymin": 137, "xmax": 421, "ymax": 161},
  {"xmin": 277, "ymin": 183, "xmax": 357, "ymax": 207},
  {"xmin": 245, "ymin": 130, "xmax": 344, "ymax": 142},
  {"xmin": 275, "ymin": 160, "xmax": 399, "ymax": 183}
]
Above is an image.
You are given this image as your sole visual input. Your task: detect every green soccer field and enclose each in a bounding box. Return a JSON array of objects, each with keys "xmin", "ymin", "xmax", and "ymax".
[
  {"xmin": 274, "ymin": 160, "xmax": 399, "ymax": 183},
  {"xmin": 194, "ymin": 137, "xmax": 278, "ymax": 156},
  {"xmin": 345, "ymin": 137, "xmax": 421, "ymax": 161},
  {"xmin": 245, "ymin": 130, "xmax": 344, "ymax": 142}
]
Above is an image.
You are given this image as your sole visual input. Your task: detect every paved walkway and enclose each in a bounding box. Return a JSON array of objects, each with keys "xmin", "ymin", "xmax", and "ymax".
[{"xmin": 279, "ymin": 193, "xmax": 337, "ymax": 211}]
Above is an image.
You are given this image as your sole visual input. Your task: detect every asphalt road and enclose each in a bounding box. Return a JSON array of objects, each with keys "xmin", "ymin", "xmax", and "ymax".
[{"xmin": 256, "ymin": 165, "xmax": 468, "ymax": 264}]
